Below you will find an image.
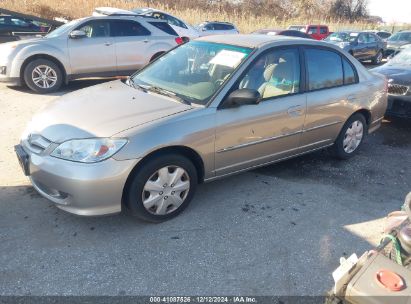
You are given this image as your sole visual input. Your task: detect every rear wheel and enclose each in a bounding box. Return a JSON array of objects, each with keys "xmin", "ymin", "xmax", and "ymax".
[
  {"xmin": 23, "ymin": 59, "xmax": 63, "ymax": 93},
  {"xmin": 332, "ymin": 113, "xmax": 367, "ymax": 160},
  {"xmin": 124, "ymin": 154, "xmax": 198, "ymax": 222}
]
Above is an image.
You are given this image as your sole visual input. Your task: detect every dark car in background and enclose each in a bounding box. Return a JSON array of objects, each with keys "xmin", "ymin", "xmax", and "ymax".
[
  {"xmin": 0, "ymin": 15, "xmax": 47, "ymax": 34},
  {"xmin": 372, "ymin": 48, "xmax": 411, "ymax": 118},
  {"xmin": 252, "ymin": 28, "xmax": 313, "ymax": 39},
  {"xmin": 385, "ymin": 31, "xmax": 411, "ymax": 57},
  {"xmin": 325, "ymin": 31, "xmax": 386, "ymax": 64}
]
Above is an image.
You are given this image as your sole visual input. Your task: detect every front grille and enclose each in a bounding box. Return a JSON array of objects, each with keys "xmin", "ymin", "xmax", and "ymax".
[
  {"xmin": 23, "ymin": 134, "xmax": 52, "ymax": 154},
  {"xmin": 388, "ymin": 84, "xmax": 409, "ymax": 96}
]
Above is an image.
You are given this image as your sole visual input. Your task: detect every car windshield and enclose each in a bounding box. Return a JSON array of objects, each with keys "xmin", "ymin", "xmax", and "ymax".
[
  {"xmin": 389, "ymin": 49, "xmax": 411, "ymax": 65},
  {"xmin": 45, "ymin": 19, "xmax": 80, "ymax": 38},
  {"xmin": 130, "ymin": 41, "xmax": 253, "ymax": 105},
  {"xmin": 325, "ymin": 32, "xmax": 357, "ymax": 42}
]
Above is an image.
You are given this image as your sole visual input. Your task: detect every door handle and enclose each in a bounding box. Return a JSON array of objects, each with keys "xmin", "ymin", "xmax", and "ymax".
[
  {"xmin": 287, "ymin": 105, "xmax": 304, "ymax": 117},
  {"xmin": 143, "ymin": 39, "xmax": 149, "ymax": 43},
  {"xmin": 104, "ymin": 42, "xmax": 112, "ymax": 46}
]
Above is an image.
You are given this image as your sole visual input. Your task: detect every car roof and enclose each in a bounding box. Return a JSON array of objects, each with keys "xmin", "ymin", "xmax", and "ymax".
[
  {"xmin": 196, "ymin": 34, "xmax": 330, "ymax": 48},
  {"xmin": 81, "ymin": 15, "xmax": 166, "ymax": 23}
]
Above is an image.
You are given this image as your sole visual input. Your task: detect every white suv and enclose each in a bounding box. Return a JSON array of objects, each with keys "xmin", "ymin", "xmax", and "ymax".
[{"xmin": 0, "ymin": 15, "xmax": 183, "ymax": 93}]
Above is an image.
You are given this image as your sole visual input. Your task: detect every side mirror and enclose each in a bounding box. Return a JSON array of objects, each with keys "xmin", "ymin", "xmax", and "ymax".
[
  {"xmin": 223, "ymin": 89, "xmax": 261, "ymax": 108},
  {"xmin": 69, "ymin": 30, "xmax": 87, "ymax": 39}
]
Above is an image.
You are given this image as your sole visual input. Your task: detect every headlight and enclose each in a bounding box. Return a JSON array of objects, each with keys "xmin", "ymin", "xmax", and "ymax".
[{"xmin": 51, "ymin": 138, "xmax": 127, "ymax": 163}]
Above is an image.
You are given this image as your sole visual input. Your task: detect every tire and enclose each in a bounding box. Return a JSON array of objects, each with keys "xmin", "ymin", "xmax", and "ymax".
[
  {"xmin": 332, "ymin": 113, "xmax": 367, "ymax": 160},
  {"xmin": 372, "ymin": 50, "xmax": 383, "ymax": 65},
  {"xmin": 124, "ymin": 154, "xmax": 198, "ymax": 222},
  {"xmin": 23, "ymin": 58, "xmax": 63, "ymax": 93}
]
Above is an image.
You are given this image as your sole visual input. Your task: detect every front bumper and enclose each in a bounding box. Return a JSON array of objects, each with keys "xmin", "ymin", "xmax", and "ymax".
[
  {"xmin": 20, "ymin": 144, "xmax": 139, "ymax": 216},
  {"xmin": 386, "ymin": 94, "xmax": 411, "ymax": 118}
]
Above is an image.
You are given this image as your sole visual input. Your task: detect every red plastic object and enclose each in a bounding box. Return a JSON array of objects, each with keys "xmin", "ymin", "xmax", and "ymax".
[{"xmin": 375, "ymin": 269, "xmax": 406, "ymax": 291}]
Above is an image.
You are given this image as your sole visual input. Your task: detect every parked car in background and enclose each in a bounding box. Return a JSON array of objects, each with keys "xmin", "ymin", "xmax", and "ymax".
[
  {"xmin": 0, "ymin": 15, "xmax": 184, "ymax": 93},
  {"xmin": 132, "ymin": 7, "xmax": 199, "ymax": 39},
  {"xmin": 195, "ymin": 21, "xmax": 239, "ymax": 36},
  {"xmin": 0, "ymin": 15, "xmax": 47, "ymax": 34},
  {"xmin": 16, "ymin": 35, "xmax": 387, "ymax": 221},
  {"xmin": 288, "ymin": 24, "xmax": 330, "ymax": 40},
  {"xmin": 252, "ymin": 28, "xmax": 313, "ymax": 39},
  {"xmin": 324, "ymin": 31, "xmax": 386, "ymax": 64},
  {"xmin": 364, "ymin": 30, "xmax": 391, "ymax": 41},
  {"xmin": 385, "ymin": 30, "xmax": 411, "ymax": 57},
  {"xmin": 372, "ymin": 47, "xmax": 411, "ymax": 118}
]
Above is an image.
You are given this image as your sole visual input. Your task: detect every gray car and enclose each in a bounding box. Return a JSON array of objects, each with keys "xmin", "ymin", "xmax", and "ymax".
[
  {"xmin": 0, "ymin": 15, "xmax": 181, "ymax": 93},
  {"xmin": 15, "ymin": 35, "xmax": 387, "ymax": 222}
]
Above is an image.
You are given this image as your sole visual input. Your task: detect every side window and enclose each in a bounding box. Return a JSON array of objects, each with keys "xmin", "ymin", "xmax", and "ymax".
[
  {"xmin": 368, "ymin": 34, "xmax": 376, "ymax": 42},
  {"xmin": 204, "ymin": 24, "xmax": 214, "ymax": 31},
  {"xmin": 342, "ymin": 58, "xmax": 357, "ymax": 85},
  {"xmin": 213, "ymin": 23, "xmax": 224, "ymax": 31},
  {"xmin": 357, "ymin": 33, "xmax": 366, "ymax": 43},
  {"xmin": 306, "ymin": 48, "xmax": 343, "ymax": 90},
  {"xmin": 320, "ymin": 27, "xmax": 328, "ymax": 34},
  {"xmin": 111, "ymin": 20, "xmax": 150, "ymax": 37},
  {"xmin": 78, "ymin": 20, "xmax": 109, "ymax": 38},
  {"xmin": 222, "ymin": 24, "xmax": 234, "ymax": 30},
  {"xmin": 308, "ymin": 26, "xmax": 318, "ymax": 34},
  {"xmin": 237, "ymin": 48, "xmax": 300, "ymax": 99}
]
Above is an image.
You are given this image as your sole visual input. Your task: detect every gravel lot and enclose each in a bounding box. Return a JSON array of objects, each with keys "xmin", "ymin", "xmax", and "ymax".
[{"xmin": 0, "ymin": 75, "xmax": 410, "ymax": 296}]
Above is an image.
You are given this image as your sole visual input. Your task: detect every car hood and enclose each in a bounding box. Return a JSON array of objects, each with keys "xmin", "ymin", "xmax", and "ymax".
[
  {"xmin": 27, "ymin": 80, "xmax": 193, "ymax": 143},
  {"xmin": 371, "ymin": 66, "xmax": 411, "ymax": 85}
]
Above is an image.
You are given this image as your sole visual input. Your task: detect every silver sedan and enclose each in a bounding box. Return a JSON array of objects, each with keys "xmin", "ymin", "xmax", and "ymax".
[{"xmin": 16, "ymin": 35, "xmax": 388, "ymax": 222}]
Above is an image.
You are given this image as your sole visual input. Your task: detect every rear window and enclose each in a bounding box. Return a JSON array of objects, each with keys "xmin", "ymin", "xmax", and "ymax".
[
  {"xmin": 149, "ymin": 21, "xmax": 178, "ymax": 36},
  {"xmin": 308, "ymin": 26, "xmax": 318, "ymax": 34},
  {"xmin": 214, "ymin": 23, "xmax": 234, "ymax": 30}
]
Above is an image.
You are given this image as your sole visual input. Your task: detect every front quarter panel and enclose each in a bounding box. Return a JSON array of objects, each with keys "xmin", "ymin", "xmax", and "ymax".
[
  {"xmin": 113, "ymin": 107, "xmax": 217, "ymax": 180},
  {"xmin": 11, "ymin": 37, "xmax": 70, "ymax": 77}
]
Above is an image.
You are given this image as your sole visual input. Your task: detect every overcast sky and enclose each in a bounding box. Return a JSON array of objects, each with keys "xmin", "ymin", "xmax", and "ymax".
[{"xmin": 368, "ymin": 0, "xmax": 411, "ymax": 23}]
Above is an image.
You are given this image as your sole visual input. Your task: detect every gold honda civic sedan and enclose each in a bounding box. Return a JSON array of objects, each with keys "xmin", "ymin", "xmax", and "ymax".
[{"xmin": 16, "ymin": 35, "xmax": 387, "ymax": 222}]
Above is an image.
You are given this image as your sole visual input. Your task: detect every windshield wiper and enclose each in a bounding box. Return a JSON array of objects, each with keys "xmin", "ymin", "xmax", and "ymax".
[
  {"xmin": 143, "ymin": 85, "xmax": 191, "ymax": 105},
  {"xmin": 128, "ymin": 80, "xmax": 191, "ymax": 105}
]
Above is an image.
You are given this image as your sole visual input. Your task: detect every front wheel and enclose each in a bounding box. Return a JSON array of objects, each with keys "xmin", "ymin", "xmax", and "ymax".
[
  {"xmin": 23, "ymin": 59, "xmax": 63, "ymax": 94},
  {"xmin": 372, "ymin": 50, "xmax": 383, "ymax": 65},
  {"xmin": 124, "ymin": 154, "xmax": 198, "ymax": 222},
  {"xmin": 332, "ymin": 113, "xmax": 367, "ymax": 160}
]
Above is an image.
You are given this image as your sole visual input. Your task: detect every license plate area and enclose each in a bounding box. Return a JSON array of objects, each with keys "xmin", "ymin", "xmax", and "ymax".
[{"xmin": 14, "ymin": 145, "xmax": 30, "ymax": 176}]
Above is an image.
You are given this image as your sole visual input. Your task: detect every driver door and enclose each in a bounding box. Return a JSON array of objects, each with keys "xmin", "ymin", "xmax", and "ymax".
[
  {"xmin": 68, "ymin": 20, "xmax": 116, "ymax": 75},
  {"xmin": 214, "ymin": 47, "xmax": 306, "ymax": 176}
]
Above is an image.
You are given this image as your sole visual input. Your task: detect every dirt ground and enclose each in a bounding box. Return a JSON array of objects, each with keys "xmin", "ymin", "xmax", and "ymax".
[{"xmin": 0, "ymin": 80, "xmax": 410, "ymax": 296}]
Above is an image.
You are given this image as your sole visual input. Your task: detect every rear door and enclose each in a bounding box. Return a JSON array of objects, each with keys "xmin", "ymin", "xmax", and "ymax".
[
  {"xmin": 110, "ymin": 19, "xmax": 152, "ymax": 73},
  {"xmin": 352, "ymin": 33, "xmax": 368, "ymax": 59},
  {"xmin": 68, "ymin": 19, "xmax": 116, "ymax": 75},
  {"xmin": 300, "ymin": 47, "xmax": 359, "ymax": 150},
  {"xmin": 366, "ymin": 33, "xmax": 378, "ymax": 58}
]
